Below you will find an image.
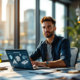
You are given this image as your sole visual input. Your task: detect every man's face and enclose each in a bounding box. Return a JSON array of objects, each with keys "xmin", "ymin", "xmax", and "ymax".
[{"xmin": 42, "ymin": 21, "xmax": 56, "ymax": 38}]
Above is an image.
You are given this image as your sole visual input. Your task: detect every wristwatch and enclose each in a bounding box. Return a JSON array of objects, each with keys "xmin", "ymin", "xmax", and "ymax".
[{"xmin": 46, "ymin": 61, "xmax": 49, "ymax": 67}]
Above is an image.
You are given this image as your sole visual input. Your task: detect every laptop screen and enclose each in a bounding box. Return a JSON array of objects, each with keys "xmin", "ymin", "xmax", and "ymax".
[{"xmin": 6, "ymin": 50, "xmax": 33, "ymax": 69}]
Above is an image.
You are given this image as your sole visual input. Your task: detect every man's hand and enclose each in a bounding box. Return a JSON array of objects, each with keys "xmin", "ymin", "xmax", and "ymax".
[{"xmin": 31, "ymin": 61, "xmax": 46, "ymax": 68}]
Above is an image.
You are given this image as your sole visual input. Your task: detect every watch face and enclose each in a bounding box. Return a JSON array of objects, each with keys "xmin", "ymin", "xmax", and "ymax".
[
  {"xmin": 46, "ymin": 61, "xmax": 49, "ymax": 67},
  {"xmin": 46, "ymin": 61, "xmax": 49, "ymax": 64}
]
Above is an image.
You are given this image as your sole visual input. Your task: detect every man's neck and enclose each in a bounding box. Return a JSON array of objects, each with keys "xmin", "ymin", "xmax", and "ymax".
[{"xmin": 46, "ymin": 34, "xmax": 55, "ymax": 45}]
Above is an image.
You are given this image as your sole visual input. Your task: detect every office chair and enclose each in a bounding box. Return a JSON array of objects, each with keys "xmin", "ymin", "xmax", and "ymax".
[{"xmin": 70, "ymin": 47, "xmax": 79, "ymax": 67}]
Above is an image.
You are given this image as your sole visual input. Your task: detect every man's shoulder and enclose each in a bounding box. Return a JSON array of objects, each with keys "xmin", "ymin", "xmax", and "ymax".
[
  {"xmin": 57, "ymin": 36, "xmax": 69, "ymax": 41},
  {"xmin": 36, "ymin": 40, "xmax": 46, "ymax": 49},
  {"xmin": 39, "ymin": 40, "xmax": 46, "ymax": 45},
  {"xmin": 56, "ymin": 35, "xmax": 69, "ymax": 44}
]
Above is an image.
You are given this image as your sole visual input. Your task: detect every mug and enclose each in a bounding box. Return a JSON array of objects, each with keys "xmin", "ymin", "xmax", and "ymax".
[{"xmin": 75, "ymin": 63, "xmax": 80, "ymax": 71}]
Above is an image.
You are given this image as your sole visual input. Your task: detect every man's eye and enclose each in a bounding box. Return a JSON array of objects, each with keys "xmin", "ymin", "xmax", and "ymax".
[{"xmin": 43, "ymin": 27, "xmax": 45, "ymax": 29}]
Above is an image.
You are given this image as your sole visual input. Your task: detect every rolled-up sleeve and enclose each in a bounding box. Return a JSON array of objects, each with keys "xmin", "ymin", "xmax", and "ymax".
[{"xmin": 60, "ymin": 39, "xmax": 71, "ymax": 67}]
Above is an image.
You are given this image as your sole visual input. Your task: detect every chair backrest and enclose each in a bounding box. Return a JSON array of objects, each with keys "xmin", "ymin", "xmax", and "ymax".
[{"xmin": 70, "ymin": 47, "xmax": 79, "ymax": 67}]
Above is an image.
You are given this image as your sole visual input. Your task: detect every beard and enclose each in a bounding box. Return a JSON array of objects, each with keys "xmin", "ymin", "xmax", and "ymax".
[{"xmin": 43, "ymin": 30, "xmax": 54, "ymax": 38}]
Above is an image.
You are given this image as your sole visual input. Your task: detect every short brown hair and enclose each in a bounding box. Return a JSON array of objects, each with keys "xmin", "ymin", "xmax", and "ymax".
[{"xmin": 40, "ymin": 16, "xmax": 56, "ymax": 26}]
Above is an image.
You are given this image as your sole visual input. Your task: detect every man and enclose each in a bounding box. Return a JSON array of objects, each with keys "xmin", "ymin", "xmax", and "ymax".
[{"xmin": 30, "ymin": 16, "xmax": 71, "ymax": 68}]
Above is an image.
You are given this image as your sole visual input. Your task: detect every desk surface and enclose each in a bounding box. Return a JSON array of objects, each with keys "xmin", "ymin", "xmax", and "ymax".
[{"xmin": 0, "ymin": 62, "xmax": 80, "ymax": 80}]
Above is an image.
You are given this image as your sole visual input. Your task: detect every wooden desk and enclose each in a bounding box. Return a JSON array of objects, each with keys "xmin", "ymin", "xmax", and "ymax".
[{"xmin": 0, "ymin": 62, "xmax": 80, "ymax": 80}]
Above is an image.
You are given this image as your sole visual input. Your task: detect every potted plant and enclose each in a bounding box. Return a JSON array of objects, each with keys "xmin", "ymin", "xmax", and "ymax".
[{"xmin": 64, "ymin": 7, "xmax": 80, "ymax": 60}]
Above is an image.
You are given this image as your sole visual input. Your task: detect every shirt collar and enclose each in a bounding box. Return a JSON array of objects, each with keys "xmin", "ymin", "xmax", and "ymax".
[
  {"xmin": 44, "ymin": 35, "xmax": 58, "ymax": 45},
  {"xmin": 51, "ymin": 35, "xmax": 57, "ymax": 45}
]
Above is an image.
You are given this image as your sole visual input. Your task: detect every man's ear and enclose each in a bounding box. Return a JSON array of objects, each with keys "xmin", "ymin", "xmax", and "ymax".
[{"xmin": 54, "ymin": 26, "xmax": 56, "ymax": 31}]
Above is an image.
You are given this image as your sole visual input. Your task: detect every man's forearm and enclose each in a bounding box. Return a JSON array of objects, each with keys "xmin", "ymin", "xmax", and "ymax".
[
  {"xmin": 30, "ymin": 58, "xmax": 66, "ymax": 68},
  {"xmin": 41, "ymin": 59, "xmax": 66, "ymax": 68},
  {"xmin": 46, "ymin": 59, "xmax": 66, "ymax": 68}
]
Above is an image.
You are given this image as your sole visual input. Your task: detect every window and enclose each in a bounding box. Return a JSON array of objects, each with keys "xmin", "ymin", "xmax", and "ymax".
[
  {"xmin": 40, "ymin": 0, "xmax": 52, "ymax": 41},
  {"xmin": 20, "ymin": 0, "xmax": 36, "ymax": 56},
  {"xmin": 55, "ymin": 2, "xmax": 65, "ymax": 37},
  {"xmin": 0, "ymin": 0, "xmax": 14, "ymax": 60}
]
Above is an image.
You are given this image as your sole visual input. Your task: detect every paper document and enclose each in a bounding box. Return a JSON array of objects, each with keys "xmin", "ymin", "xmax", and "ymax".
[
  {"xmin": 28, "ymin": 69, "xmax": 56, "ymax": 74},
  {"xmin": 0, "ymin": 62, "xmax": 11, "ymax": 67}
]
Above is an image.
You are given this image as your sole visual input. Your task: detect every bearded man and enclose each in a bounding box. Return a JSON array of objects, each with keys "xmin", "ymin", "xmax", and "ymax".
[{"xmin": 30, "ymin": 16, "xmax": 71, "ymax": 68}]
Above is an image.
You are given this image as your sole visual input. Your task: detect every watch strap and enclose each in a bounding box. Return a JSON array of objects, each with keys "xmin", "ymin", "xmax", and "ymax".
[{"xmin": 46, "ymin": 61, "xmax": 49, "ymax": 67}]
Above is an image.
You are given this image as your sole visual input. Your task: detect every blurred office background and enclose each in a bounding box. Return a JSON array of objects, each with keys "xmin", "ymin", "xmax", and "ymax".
[{"xmin": 0, "ymin": 0, "xmax": 80, "ymax": 62}]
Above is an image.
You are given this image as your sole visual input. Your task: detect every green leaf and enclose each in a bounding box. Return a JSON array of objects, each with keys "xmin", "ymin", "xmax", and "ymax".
[{"xmin": 64, "ymin": 7, "xmax": 80, "ymax": 49}]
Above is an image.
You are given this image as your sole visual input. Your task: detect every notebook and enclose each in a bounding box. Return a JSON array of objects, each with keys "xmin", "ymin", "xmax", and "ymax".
[{"xmin": 5, "ymin": 49, "xmax": 46, "ymax": 70}]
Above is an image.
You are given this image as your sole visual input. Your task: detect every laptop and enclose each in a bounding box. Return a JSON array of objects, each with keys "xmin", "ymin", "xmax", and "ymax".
[{"xmin": 5, "ymin": 49, "xmax": 47, "ymax": 70}]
